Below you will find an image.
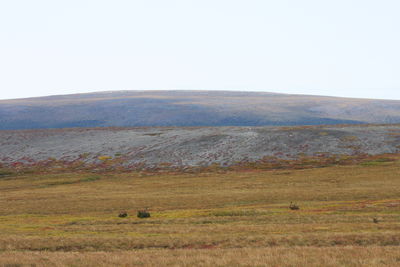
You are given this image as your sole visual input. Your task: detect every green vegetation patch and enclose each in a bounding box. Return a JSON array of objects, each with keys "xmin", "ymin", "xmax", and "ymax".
[
  {"xmin": 81, "ymin": 175, "xmax": 101, "ymax": 182},
  {"xmin": 0, "ymin": 170, "xmax": 14, "ymax": 178},
  {"xmin": 360, "ymin": 158, "xmax": 395, "ymax": 166},
  {"xmin": 40, "ymin": 175, "xmax": 102, "ymax": 188},
  {"xmin": 212, "ymin": 210, "xmax": 264, "ymax": 217}
]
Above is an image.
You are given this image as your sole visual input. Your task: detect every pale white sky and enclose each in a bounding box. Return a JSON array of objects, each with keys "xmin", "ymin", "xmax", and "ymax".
[{"xmin": 0, "ymin": 0, "xmax": 399, "ymax": 100}]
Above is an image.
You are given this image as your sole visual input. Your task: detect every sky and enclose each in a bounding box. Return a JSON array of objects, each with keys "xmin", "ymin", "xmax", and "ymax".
[{"xmin": 0, "ymin": 0, "xmax": 400, "ymax": 100}]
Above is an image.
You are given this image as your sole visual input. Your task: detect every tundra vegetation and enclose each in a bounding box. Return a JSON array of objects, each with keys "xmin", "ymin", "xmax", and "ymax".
[{"xmin": 0, "ymin": 154, "xmax": 399, "ymax": 266}]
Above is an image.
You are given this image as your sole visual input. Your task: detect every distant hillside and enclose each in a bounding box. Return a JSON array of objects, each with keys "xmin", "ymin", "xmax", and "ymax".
[
  {"xmin": 1, "ymin": 90, "xmax": 400, "ymax": 130},
  {"xmin": 1, "ymin": 125, "xmax": 399, "ymax": 168}
]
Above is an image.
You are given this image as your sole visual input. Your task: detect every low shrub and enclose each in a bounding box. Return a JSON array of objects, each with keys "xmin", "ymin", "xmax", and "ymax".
[{"xmin": 137, "ymin": 209, "xmax": 151, "ymax": 218}]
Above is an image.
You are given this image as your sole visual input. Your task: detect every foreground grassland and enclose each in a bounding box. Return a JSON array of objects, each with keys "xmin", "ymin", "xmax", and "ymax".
[
  {"xmin": 0, "ymin": 157, "xmax": 400, "ymax": 266},
  {"xmin": 1, "ymin": 247, "xmax": 400, "ymax": 267}
]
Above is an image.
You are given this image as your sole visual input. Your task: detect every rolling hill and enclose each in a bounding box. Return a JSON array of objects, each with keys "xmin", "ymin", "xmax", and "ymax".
[{"xmin": 1, "ymin": 90, "xmax": 400, "ymax": 130}]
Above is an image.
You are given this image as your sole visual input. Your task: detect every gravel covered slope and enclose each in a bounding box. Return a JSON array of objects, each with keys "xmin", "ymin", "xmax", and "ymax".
[{"xmin": 1, "ymin": 125, "xmax": 400, "ymax": 168}]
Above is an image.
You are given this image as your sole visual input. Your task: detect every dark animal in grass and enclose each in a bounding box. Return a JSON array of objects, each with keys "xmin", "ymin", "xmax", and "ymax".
[
  {"xmin": 137, "ymin": 209, "xmax": 151, "ymax": 218},
  {"xmin": 118, "ymin": 211, "xmax": 128, "ymax": 218},
  {"xmin": 289, "ymin": 202, "xmax": 300, "ymax": 210},
  {"xmin": 373, "ymin": 217, "xmax": 379, "ymax": 223}
]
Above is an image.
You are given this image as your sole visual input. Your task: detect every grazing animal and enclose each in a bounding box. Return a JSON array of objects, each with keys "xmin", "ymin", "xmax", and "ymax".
[
  {"xmin": 289, "ymin": 202, "xmax": 300, "ymax": 210},
  {"xmin": 137, "ymin": 208, "xmax": 151, "ymax": 218},
  {"xmin": 373, "ymin": 217, "xmax": 379, "ymax": 223},
  {"xmin": 118, "ymin": 211, "xmax": 128, "ymax": 218}
]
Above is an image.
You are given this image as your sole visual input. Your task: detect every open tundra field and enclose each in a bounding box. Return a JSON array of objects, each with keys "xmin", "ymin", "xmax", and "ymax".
[{"xmin": 0, "ymin": 153, "xmax": 400, "ymax": 266}]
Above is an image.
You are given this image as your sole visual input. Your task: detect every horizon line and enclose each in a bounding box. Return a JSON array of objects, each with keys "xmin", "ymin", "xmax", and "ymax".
[{"xmin": 1, "ymin": 89, "xmax": 400, "ymax": 102}]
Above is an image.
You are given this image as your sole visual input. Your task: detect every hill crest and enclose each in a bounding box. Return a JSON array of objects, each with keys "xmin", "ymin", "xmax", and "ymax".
[{"xmin": 1, "ymin": 90, "xmax": 400, "ymax": 130}]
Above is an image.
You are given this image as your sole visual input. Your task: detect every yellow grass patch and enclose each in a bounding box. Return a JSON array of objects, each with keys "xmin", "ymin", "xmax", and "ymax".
[{"xmin": 0, "ymin": 158, "xmax": 400, "ymax": 265}]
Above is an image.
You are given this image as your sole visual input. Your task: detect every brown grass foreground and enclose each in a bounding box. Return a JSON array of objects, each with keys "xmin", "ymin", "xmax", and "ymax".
[
  {"xmin": 1, "ymin": 247, "xmax": 400, "ymax": 267},
  {"xmin": 0, "ymin": 155, "xmax": 400, "ymax": 266}
]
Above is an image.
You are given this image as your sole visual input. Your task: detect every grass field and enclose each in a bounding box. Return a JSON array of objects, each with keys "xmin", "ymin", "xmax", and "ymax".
[{"xmin": 0, "ymin": 156, "xmax": 400, "ymax": 266}]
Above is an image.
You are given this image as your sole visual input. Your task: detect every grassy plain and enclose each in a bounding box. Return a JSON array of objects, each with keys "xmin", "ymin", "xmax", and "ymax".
[{"xmin": 0, "ymin": 155, "xmax": 400, "ymax": 266}]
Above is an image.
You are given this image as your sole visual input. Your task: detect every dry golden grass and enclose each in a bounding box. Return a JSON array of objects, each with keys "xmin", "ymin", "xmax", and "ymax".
[
  {"xmin": 1, "ymin": 247, "xmax": 400, "ymax": 267},
  {"xmin": 0, "ymin": 155, "xmax": 400, "ymax": 266}
]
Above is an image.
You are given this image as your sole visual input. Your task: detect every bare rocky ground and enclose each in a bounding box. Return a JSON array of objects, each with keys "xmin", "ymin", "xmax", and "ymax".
[{"xmin": 1, "ymin": 124, "xmax": 400, "ymax": 168}]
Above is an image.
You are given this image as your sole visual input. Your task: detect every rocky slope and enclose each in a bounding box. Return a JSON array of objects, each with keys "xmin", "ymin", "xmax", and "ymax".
[{"xmin": 1, "ymin": 125, "xmax": 399, "ymax": 168}]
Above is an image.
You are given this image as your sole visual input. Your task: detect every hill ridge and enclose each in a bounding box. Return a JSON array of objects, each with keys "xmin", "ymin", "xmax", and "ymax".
[{"xmin": 1, "ymin": 90, "xmax": 400, "ymax": 130}]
